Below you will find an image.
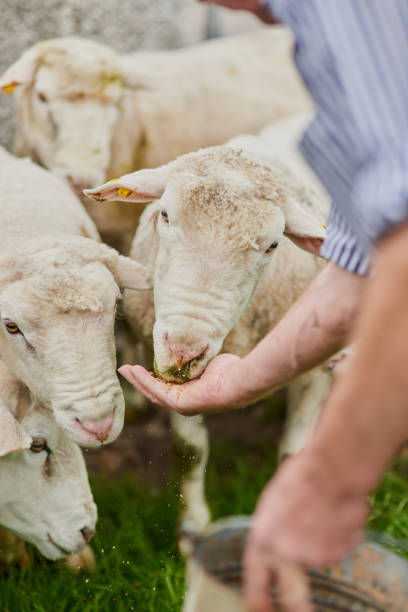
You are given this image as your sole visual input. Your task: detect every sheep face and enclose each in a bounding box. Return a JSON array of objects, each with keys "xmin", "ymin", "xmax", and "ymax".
[
  {"xmin": 86, "ymin": 146, "xmax": 326, "ymax": 383},
  {"xmin": 151, "ymin": 177, "xmax": 286, "ymax": 382},
  {"xmin": 1, "ymin": 38, "xmax": 125, "ymax": 194},
  {"xmin": 0, "ymin": 261, "xmax": 124, "ymax": 447},
  {"xmin": 0, "ymin": 400, "xmax": 97, "ymax": 560}
]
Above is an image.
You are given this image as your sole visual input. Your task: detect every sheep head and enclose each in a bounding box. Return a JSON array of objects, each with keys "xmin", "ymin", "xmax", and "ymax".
[
  {"xmin": 86, "ymin": 146, "xmax": 327, "ymax": 382},
  {"xmin": 0, "ymin": 399, "xmax": 97, "ymax": 560},
  {"xmin": 0, "ymin": 237, "xmax": 150, "ymax": 446},
  {"xmin": 0, "ymin": 37, "xmax": 127, "ymax": 194}
]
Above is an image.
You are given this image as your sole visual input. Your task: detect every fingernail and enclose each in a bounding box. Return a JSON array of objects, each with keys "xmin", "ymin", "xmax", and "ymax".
[{"xmin": 118, "ymin": 366, "xmax": 133, "ymax": 380}]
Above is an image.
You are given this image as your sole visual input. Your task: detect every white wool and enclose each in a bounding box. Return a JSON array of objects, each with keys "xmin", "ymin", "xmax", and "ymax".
[
  {"xmin": 122, "ymin": 117, "xmax": 330, "ymax": 371},
  {"xmin": 125, "ymin": 143, "xmax": 328, "ymax": 370},
  {"xmin": 0, "ymin": 147, "xmax": 147, "ymax": 449},
  {"xmin": 121, "ymin": 117, "xmax": 332, "ymax": 533},
  {"xmin": 0, "ymin": 148, "xmax": 99, "ymax": 252},
  {"xmin": 0, "ymin": 389, "xmax": 97, "ymax": 561},
  {"xmin": 228, "ymin": 112, "xmax": 331, "ymax": 218},
  {"xmin": 0, "ymin": 0, "xmax": 196, "ymax": 150},
  {"xmin": 2, "ymin": 27, "xmax": 312, "ymax": 252},
  {"xmin": 118, "ymin": 28, "xmax": 311, "ymax": 170}
]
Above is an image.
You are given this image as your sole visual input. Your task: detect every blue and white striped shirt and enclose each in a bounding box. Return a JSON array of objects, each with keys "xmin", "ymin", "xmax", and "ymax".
[{"xmin": 266, "ymin": 0, "xmax": 408, "ymax": 274}]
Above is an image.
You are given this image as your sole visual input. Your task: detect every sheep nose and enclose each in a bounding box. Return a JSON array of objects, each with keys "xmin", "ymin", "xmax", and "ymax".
[
  {"xmin": 77, "ymin": 413, "xmax": 114, "ymax": 442},
  {"xmin": 163, "ymin": 333, "xmax": 208, "ymax": 366},
  {"xmin": 80, "ymin": 527, "xmax": 94, "ymax": 544}
]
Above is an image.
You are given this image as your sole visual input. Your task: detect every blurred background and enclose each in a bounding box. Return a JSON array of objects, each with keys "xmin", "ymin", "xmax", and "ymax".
[{"xmin": 0, "ymin": 0, "xmax": 263, "ymax": 150}]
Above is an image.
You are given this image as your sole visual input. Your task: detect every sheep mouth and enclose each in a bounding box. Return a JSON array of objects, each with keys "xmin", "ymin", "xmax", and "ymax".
[
  {"xmin": 157, "ymin": 360, "xmax": 192, "ymax": 383},
  {"xmin": 47, "ymin": 534, "xmax": 74, "ymax": 556},
  {"xmin": 154, "ymin": 350, "xmax": 208, "ymax": 383}
]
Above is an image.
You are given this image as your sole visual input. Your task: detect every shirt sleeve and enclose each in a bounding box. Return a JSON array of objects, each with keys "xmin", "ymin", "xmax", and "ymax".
[{"xmin": 265, "ymin": 0, "xmax": 408, "ymax": 275}]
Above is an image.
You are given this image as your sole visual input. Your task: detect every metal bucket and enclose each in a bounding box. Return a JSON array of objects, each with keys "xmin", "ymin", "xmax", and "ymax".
[{"xmin": 183, "ymin": 517, "xmax": 408, "ymax": 612}]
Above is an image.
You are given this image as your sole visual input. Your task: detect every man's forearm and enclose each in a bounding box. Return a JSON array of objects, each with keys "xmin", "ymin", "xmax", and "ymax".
[
  {"xmin": 311, "ymin": 223, "xmax": 408, "ymax": 493},
  {"xmin": 119, "ymin": 263, "xmax": 365, "ymax": 414},
  {"xmin": 231, "ymin": 263, "xmax": 366, "ymax": 403}
]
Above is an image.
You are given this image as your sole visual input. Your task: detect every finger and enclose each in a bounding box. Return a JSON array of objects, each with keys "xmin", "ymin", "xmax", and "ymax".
[
  {"xmin": 277, "ymin": 563, "xmax": 313, "ymax": 612},
  {"xmin": 118, "ymin": 364, "xmax": 151, "ymax": 379},
  {"xmin": 118, "ymin": 364, "xmax": 152, "ymax": 390},
  {"xmin": 243, "ymin": 542, "xmax": 274, "ymax": 612},
  {"xmin": 119, "ymin": 364, "xmax": 201, "ymax": 414},
  {"xmin": 119, "ymin": 364, "xmax": 165, "ymax": 394},
  {"xmin": 119, "ymin": 365, "xmax": 169, "ymax": 403}
]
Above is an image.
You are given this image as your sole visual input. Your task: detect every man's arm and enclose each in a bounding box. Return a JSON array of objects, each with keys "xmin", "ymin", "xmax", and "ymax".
[
  {"xmin": 244, "ymin": 221, "xmax": 408, "ymax": 611},
  {"xmin": 119, "ymin": 262, "xmax": 365, "ymax": 413},
  {"xmin": 197, "ymin": 0, "xmax": 278, "ymax": 24}
]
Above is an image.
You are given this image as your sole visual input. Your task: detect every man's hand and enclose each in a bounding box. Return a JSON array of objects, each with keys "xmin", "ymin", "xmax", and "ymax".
[
  {"xmin": 120, "ymin": 264, "xmax": 363, "ymax": 417},
  {"xmin": 197, "ymin": 0, "xmax": 278, "ymax": 24},
  {"xmin": 244, "ymin": 450, "xmax": 368, "ymax": 612},
  {"xmin": 119, "ymin": 353, "xmax": 246, "ymax": 415}
]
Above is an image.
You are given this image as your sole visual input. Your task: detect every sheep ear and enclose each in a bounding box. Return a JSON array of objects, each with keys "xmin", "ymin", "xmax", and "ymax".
[
  {"xmin": 83, "ymin": 168, "xmax": 167, "ymax": 204},
  {"xmin": 0, "ymin": 405, "xmax": 32, "ymax": 457},
  {"xmin": 0, "ymin": 47, "xmax": 38, "ymax": 93},
  {"xmin": 85, "ymin": 239, "xmax": 152, "ymax": 290},
  {"xmin": 283, "ymin": 195, "xmax": 327, "ymax": 256},
  {"xmin": 114, "ymin": 255, "xmax": 152, "ymax": 290}
]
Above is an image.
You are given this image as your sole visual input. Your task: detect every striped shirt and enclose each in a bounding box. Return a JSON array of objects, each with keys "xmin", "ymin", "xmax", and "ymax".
[{"xmin": 266, "ymin": 0, "xmax": 408, "ymax": 274}]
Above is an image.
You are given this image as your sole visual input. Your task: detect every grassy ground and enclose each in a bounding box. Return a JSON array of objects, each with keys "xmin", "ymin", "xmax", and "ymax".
[{"xmin": 1, "ymin": 437, "xmax": 408, "ymax": 611}]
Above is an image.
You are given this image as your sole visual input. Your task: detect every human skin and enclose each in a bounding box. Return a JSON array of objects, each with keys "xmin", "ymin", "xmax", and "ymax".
[
  {"xmin": 243, "ymin": 222, "xmax": 408, "ymax": 610},
  {"xmin": 120, "ymin": 258, "xmax": 366, "ymax": 611},
  {"xmin": 120, "ymin": 2, "xmax": 408, "ymax": 608},
  {"xmin": 198, "ymin": 0, "xmax": 278, "ymax": 24},
  {"xmin": 121, "ymin": 224, "xmax": 408, "ymax": 610},
  {"xmin": 119, "ymin": 262, "xmax": 364, "ymax": 413}
]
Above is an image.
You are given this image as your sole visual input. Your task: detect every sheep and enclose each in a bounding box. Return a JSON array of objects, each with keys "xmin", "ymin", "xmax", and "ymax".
[
  {"xmin": 0, "ymin": 387, "xmax": 97, "ymax": 561},
  {"xmin": 0, "ymin": 146, "xmax": 150, "ymax": 448},
  {"xmin": 0, "ymin": 28, "xmax": 312, "ymax": 252},
  {"xmin": 0, "ymin": 0, "xmax": 203, "ymax": 151},
  {"xmin": 84, "ymin": 113, "xmax": 333, "ymax": 534}
]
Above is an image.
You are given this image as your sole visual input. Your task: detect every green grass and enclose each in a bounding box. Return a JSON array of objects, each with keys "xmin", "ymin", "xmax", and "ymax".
[
  {"xmin": 1, "ymin": 439, "xmax": 408, "ymax": 611},
  {"xmin": 367, "ymin": 459, "xmax": 408, "ymax": 556},
  {"xmin": 0, "ymin": 474, "xmax": 184, "ymax": 612}
]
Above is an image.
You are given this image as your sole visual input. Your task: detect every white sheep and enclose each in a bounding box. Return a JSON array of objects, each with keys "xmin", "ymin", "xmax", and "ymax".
[
  {"xmin": 0, "ymin": 0, "xmax": 202, "ymax": 151},
  {"xmin": 84, "ymin": 114, "xmax": 332, "ymax": 533},
  {"xmin": 0, "ymin": 146, "xmax": 149, "ymax": 448},
  {"xmin": 0, "ymin": 387, "xmax": 97, "ymax": 561},
  {"xmin": 0, "ymin": 28, "xmax": 311, "ymax": 252}
]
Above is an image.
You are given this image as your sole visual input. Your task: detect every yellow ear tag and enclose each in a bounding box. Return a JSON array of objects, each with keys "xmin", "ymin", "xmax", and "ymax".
[
  {"xmin": 2, "ymin": 83, "xmax": 15, "ymax": 94},
  {"xmin": 322, "ymin": 224, "xmax": 327, "ymax": 229},
  {"xmin": 117, "ymin": 187, "xmax": 133, "ymax": 198},
  {"xmin": 106, "ymin": 177, "xmax": 119, "ymax": 183}
]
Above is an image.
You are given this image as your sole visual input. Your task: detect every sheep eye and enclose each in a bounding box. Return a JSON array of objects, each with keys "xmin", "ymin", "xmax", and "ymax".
[
  {"xmin": 37, "ymin": 92, "xmax": 48, "ymax": 103},
  {"xmin": 265, "ymin": 242, "xmax": 279, "ymax": 254},
  {"xmin": 30, "ymin": 438, "xmax": 47, "ymax": 453},
  {"xmin": 5, "ymin": 321, "xmax": 20, "ymax": 335},
  {"xmin": 161, "ymin": 210, "xmax": 169, "ymax": 223}
]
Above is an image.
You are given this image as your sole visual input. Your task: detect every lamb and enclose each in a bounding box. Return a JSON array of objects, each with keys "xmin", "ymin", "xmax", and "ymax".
[
  {"xmin": 0, "ymin": 29, "xmax": 312, "ymax": 252},
  {"xmin": 0, "ymin": 0, "xmax": 201, "ymax": 151},
  {"xmin": 84, "ymin": 113, "xmax": 333, "ymax": 533},
  {"xmin": 0, "ymin": 146, "xmax": 149, "ymax": 448},
  {"xmin": 0, "ymin": 387, "xmax": 97, "ymax": 561}
]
